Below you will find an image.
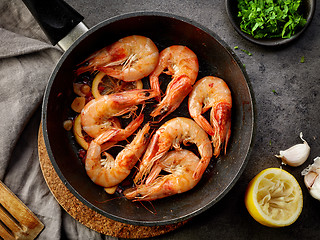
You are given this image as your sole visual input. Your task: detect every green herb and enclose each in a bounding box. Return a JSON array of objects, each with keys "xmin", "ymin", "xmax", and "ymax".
[
  {"xmin": 272, "ymin": 89, "xmax": 277, "ymax": 94},
  {"xmin": 237, "ymin": 0, "xmax": 307, "ymax": 39},
  {"xmin": 241, "ymin": 49, "xmax": 252, "ymax": 56},
  {"xmin": 233, "ymin": 46, "xmax": 252, "ymax": 56},
  {"xmin": 300, "ymin": 56, "xmax": 305, "ymax": 63}
]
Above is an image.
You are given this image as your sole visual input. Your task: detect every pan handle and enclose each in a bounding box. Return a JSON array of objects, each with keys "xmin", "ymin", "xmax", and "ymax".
[{"xmin": 22, "ymin": 0, "xmax": 87, "ymax": 50}]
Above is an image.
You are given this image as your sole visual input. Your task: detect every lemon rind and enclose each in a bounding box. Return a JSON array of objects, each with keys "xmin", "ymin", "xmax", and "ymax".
[
  {"xmin": 245, "ymin": 168, "xmax": 303, "ymax": 227},
  {"xmin": 73, "ymin": 114, "xmax": 89, "ymax": 150}
]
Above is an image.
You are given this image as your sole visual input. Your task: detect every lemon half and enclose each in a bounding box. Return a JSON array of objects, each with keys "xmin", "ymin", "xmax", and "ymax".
[{"xmin": 245, "ymin": 168, "xmax": 303, "ymax": 227}]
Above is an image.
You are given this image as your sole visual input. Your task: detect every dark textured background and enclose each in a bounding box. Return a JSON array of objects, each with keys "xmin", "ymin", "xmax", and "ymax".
[{"xmin": 65, "ymin": 1, "xmax": 320, "ymax": 239}]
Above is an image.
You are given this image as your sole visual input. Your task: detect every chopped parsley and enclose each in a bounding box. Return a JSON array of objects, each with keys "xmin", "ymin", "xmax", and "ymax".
[
  {"xmin": 233, "ymin": 46, "xmax": 252, "ymax": 56},
  {"xmin": 237, "ymin": 0, "xmax": 307, "ymax": 39},
  {"xmin": 300, "ymin": 56, "xmax": 305, "ymax": 63},
  {"xmin": 241, "ymin": 49, "xmax": 252, "ymax": 56}
]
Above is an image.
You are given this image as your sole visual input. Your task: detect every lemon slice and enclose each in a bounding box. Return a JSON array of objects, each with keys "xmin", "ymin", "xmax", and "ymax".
[
  {"xmin": 73, "ymin": 114, "xmax": 122, "ymax": 150},
  {"xmin": 92, "ymin": 71, "xmax": 143, "ymax": 98},
  {"xmin": 73, "ymin": 115, "xmax": 90, "ymax": 150},
  {"xmin": 245, "ymin": 168, "xmax": 303, "ymax": 227}
]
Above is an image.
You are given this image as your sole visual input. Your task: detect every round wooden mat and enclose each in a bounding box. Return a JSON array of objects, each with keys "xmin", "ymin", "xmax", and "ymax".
[{"xmin": 37, "ymin": 126, "xmax": 186, "ymax": 238}]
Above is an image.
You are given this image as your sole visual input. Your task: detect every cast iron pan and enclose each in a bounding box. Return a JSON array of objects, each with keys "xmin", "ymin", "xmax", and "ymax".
[{"xmin": 23, "ymin": 0, "xmax": 255, "ymax": 226}]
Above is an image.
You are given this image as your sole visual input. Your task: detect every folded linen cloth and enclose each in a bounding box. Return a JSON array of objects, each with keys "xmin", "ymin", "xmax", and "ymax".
[
  {"xmin": 0, "ymin": 3, "xmax": 62, "ymax": 180},
  {"xmin": 0, "ymin": 0, "xmax": 116, "ymax": 239}
]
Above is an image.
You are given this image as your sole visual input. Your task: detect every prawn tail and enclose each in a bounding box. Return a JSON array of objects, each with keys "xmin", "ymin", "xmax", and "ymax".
[
  {"xmin": 211, "ymin": 125, "xmax": 222, "ymax": 157},
  {"xmin": 213, "ymin": 140, "xmax": 222, "ymax": 158},
  {"xmin": 149, "ymin": 75, "xmax": 162, "ymax": 102},
  {"xmin": 193, "ymin": 115, "xmax": 216, "ymax": 136},
  {"xmin": 212, "ymin": 102, "xmax": 232, "ymax": 157},
  {"xmin": 219, "ymin": 117, "xmax": 231, "ymax": 156},
  {"xmin": 192, "ymin": 157, "xmax": 210, "ymax": 180}
]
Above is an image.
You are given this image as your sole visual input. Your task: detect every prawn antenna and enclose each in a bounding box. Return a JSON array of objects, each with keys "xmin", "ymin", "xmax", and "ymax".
[
  {"xmin": 109, "ymin": 144, "xmax": 126, "ymax": 149},
  {"xmin": 95, "ymin": 195, "xmax": 124, "ymax": 204},
  {"xmin": 137, "ymin": 201, "xmax": 157, "ymax": 215}
]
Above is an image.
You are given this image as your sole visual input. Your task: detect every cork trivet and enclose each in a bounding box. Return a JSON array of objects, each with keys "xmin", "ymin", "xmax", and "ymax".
[{"xmin": 37, "ymin": 126, "xmax": 186, "ymax": 238}]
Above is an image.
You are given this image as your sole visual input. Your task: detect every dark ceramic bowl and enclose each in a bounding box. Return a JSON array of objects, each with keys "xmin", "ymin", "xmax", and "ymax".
[{"xmin": 225, "ymin": 0, "xmax": 316, "ymax": 46}]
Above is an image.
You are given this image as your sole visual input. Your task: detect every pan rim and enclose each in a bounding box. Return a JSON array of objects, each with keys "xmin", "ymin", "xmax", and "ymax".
[{"xmin": 42, "ymin": 11, "xmax": 256, "ymax": 226}]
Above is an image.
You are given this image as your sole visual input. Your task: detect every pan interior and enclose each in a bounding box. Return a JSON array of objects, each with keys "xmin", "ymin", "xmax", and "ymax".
[{"xmin": 43, "ymin": 13, "xmax": 254, "ymax": 226}]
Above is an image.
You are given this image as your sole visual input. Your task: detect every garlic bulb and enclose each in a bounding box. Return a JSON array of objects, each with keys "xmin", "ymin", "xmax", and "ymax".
[
  {"xmin": 301, "ymin": 157, "xmax": 320, "ymax": 200},
  {"xmin": 275, "ymin": 132, "xmax": 310, "ymax": 167}
]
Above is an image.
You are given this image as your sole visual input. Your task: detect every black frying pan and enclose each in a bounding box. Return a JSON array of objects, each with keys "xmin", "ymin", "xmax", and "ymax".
[{"xmin": 23, "ymin": 0, "xmax": 255, "ymax": 226}]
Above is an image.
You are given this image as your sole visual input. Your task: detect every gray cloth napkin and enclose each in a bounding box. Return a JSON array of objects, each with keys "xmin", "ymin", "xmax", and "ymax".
[{"xmin": 0, "ymin": 0, "xmax": 116, "ymax": 239}]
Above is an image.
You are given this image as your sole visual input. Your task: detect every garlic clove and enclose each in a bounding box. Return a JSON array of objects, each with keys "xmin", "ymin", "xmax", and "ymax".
[
  {"xmin": 309, "ymin": 175, "xmax": 320, "ymax": 200},
  {"xmin": 301, "ymin": 157, "xmax": 320, "ymax": 175},
  {"xmin": 301, "ymin": 157, "xmax": 320, "ymax": 201},
  {"xmin": 104, "ymin": 185, "xmax": 118, "ymax": 194},
  {"xmin": 304, "ymin": 171, "xmax": 317, "ymax": 189},
  {"xmin": 275, "ymin": 132, "xmax": 310, "ymax": 167}
]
